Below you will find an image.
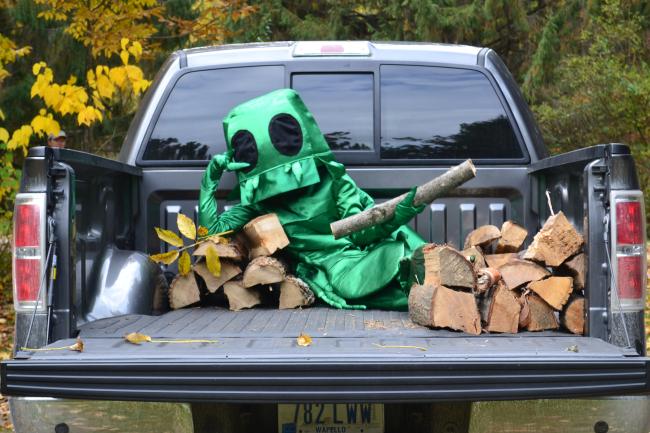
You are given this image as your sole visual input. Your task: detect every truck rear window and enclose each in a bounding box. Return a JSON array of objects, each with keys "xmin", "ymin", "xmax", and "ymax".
[
  {"xmin": 380, "ymin": 65, "xmax": 522, "ymax": 159},
  {"xmin": 142, "ymin": 66, "xmax": 285, "ymax": 161}
]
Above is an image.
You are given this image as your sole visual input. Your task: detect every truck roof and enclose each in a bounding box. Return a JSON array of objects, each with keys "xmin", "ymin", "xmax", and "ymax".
[{"xmin": 180, "ymin": 41, "xmax": 484, "ymax": 69}]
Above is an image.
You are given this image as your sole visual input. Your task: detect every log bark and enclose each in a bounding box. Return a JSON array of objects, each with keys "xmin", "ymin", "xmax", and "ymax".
[
  {"xmin": 461, "ymin": 246, "xmax": 486, "ymax": 271},
  {"xmin": 223, "ymin": 279, "xmax": 261, "ymax": 311},
  {"xmin": 243, "ymin": 213, "xmax": 290, "ymax": 258},
  {"xmin": 408, "ymin": 284, "xmax": 481, "ymax": 335},
  {"xmin": 193, "ymin": 260, "xmax": 242, "ymax": 293},
  {"xmin": 483, "ymin": 281, "xmax": 520, "ymax": 333},
  {"xmin": 422, "ymin": 244, "xmax": 441, "ymax": 286},
  {"xmin": 331, "ymin": 159, "xmax": 477, "ymax": 239},
  {"xmin": 242, "ymin": 256, "xmax": 287, "ymax": 288},
  {"xmin": 499, "ymin": 259, "xmax": 550, "ymax": 290},
  {"xmin": 496, "ymin": 221, "xmax": 528, "ymax": 253},
  {"xmin": 523, "ymin": 211, "xmax": 584, "ymax": 266},
  {"xmin": 484, "ymin": 253, "xmax": 517, "ymax": 269},
  {"xmin": 168, "ymin": 273, "xmax": 201, "ymax": 310},
  {"xmin": 527, "ymin": 276, "xmax": 573, "ymax": 310},
  {"xmin": 525, "ymin": 294, "xmax": 559, "ymax": 331},
  {"xmin": 463, "ymin": 225, "xmax": 501, "ymax": 250},
  {"xmin": 561, "ymin": 253, "xmax": 585, "ymax": 291},
  {"xmin": 279, "ymin": 276, "xmax": 315, "ymax": 309},
  {"xmin": 193, "ymin": 238, "xmax": 246, "ymax": 261},
  {"xmin": 560, "ymin": 295, "xmax": 585, "ymax": 335}
]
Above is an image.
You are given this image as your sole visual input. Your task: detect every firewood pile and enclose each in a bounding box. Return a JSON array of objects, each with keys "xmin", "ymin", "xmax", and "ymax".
[
  {"xmin": 408, "ymin": 211, "xmax": 586, "ymax": 335},
  {"xmin": 168, "ymin": 213, "xmax": 315, "ymax": 311}
]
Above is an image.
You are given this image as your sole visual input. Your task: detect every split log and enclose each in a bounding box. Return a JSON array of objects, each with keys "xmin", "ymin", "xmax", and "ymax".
[
  {"xmin": 416, "ymin": 245, "xmax": 476, "ymax": 289},
  {"xmin": 561, "ymin": 253, "xmax": 585, "ymax": 291},
  {"xmin": 495, "ymin": 221, "xmax": 528, "ymax": 253},
  {"xmin": 476, "ymin": 267, "xmax": 501, "ymax": 294},
  {"xmin": 243, "ymin": 213, "xmax": 290, "ymax": 258},
  {"xmin": 168, "ymin": 273, "xmax": 200, "ymax": 309},
  {"xmin": 464, "ymin": 225, "xmax": 501, "ymax": 250},
  {"xmin": 223, "ymin": 279, "xmax": 261, "ymax": 311},
  {"xmin": 483, "ymin": 281, "xmax": 520, "ymax": 333},
  {"xmin": 523, "ymin": 211, "xmax": 584, "ymax": 266},
  {"xmin": 331, "ymin": 160, "xmax": 477, "ymax": 239},
  {"xmin": 525, "ymin": 294, "xmax": 559, "ymax": 331},
  {"xmin": 461, "ymin": 246, "xmax": 486, "ymax": 271},
  {"xmin": 484, "ymin": 253, "xmax": 517, "ymax": 269},
  {"xmin": 527, "ymin": 276, "xmax": 573, "ymax": 310},
  {"xmin": 242, "ymin": 256, "xmax": 287, "ymax": 288},
  {"xmin": 279, "ymin": 276, "xmax": 315, "ymax": 309},
  {"xmin": 194, "ymin": 260, "xmax": 242, "ymax": 293},
  {"xmin": 517, "ymin": 294, "xmax": 531, "ymax": 329},
  {"xmin": 560, "ymin": 295, "xmax": 585, "ymax": 335},
  {"xmin": 408, "ymin": 284, "xmax": 481, "ymax": 335},
  {"xmin": 499, "ymin": 259, "xmax": 550, "ymax": 290},
  {"xmin": 193, "ymin": 238, "xmax": 246, "ymax": 261}
]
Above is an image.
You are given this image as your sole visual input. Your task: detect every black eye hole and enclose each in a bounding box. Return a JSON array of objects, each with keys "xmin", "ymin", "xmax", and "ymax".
[
  {"xmin": 269, "ymin": 113, "xmax": 303, "ymax": 156},
  {"xmin": 231, "ymin": 130, "xmax": 257, "ymax": 173}
]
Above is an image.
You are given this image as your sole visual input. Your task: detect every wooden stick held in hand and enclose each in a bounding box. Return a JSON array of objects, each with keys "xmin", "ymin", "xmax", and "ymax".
[{"xmin": 330, "ymin": 159, "xmax": 477, "ymax": 239}]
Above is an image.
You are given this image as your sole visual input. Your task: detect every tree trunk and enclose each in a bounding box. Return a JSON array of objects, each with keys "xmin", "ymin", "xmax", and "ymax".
[{"xmin": 331, "ymin": 160, "xmax": 476, "ymax": 239}]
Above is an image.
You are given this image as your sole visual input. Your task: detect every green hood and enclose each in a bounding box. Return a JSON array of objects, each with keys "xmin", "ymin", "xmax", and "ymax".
[{"xmin": 224, "ymin": 89, "xmax": 334, "ymax": 205}]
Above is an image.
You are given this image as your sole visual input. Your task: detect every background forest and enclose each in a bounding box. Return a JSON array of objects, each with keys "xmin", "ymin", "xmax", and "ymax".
[{"xmin": 0, "ymin": 0, "xmax": 650, "ymax": 429}]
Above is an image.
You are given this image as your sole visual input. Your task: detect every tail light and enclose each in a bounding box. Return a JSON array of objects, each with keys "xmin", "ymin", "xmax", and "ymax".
[
  {"xmin": 610, "ymin": 191, "xmax": 647, "ymax": 311},
  {"xmin": 12, "ymin": 193, "xmax": 47, "ymax": 312}
]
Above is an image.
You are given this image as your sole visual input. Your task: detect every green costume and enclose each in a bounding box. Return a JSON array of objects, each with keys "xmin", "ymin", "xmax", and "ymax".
[{"xmin": 199, "ymin": 89, "xmax": 425, "ymax": 310}]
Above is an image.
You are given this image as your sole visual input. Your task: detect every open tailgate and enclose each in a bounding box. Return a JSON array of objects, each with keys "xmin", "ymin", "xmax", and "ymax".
[{"xmin": 2, "ymin": 308, "xmax": 649, "ymax": 402}]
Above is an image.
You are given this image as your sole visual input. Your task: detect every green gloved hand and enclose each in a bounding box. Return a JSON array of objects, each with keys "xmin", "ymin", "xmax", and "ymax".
[{"xmin": 348, "ymin": 187, "xmax": 425, "ymax": 246}]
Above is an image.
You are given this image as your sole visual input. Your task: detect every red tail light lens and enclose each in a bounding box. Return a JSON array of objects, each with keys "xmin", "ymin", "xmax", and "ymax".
[
  {"xmin": 616, "ymin": 201, "xmax": 643, "ymax": 244},
  {"xmin": 616, "ymin": 255, "xmax": 643, "ymax": 299},
  {"xmin": 13, "ymin": 193, "xmax": 46, "ymax": 311}
]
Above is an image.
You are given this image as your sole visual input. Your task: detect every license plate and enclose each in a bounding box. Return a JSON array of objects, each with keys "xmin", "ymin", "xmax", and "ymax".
[{"xmin": 278, "ymin": 403, "xmax": 384, "ymax": 433}]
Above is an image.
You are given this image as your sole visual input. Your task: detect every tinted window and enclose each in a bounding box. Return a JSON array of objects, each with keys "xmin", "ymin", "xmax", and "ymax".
[
  {"xmin": 292, "ymin": 74, "xmax": 373, "ymax": 151},
  {"xmin": 143, "ymin": 66, "xmax": 284, "ymax": 160},
  {"xmin": 380, "ymin": 65, "xmax": 522, "ymax": 159}
]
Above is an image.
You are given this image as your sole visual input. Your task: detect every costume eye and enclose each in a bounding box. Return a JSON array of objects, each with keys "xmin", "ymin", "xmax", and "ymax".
[
  {"xmin": 231, "ymin": 130, "xmax": 257, "ymax": 172},
  {"xmin": 269, "ymin": 114, "xmax": 303, "ymax": 156}
]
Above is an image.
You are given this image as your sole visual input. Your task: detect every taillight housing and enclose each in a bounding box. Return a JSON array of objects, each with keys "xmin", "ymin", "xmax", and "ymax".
[
  {"xmin": 610, "ymin": 192, "xmax": 647, "ymax": 311},
  {"xmin": 12, "ymin": 193, "xmax": 47, "ymax": 312}
]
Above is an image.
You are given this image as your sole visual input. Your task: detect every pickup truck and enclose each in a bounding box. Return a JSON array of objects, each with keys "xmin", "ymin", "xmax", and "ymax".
[{"xmin": 2, "ymin": 41, "xmax": 649, "ymax": 433}]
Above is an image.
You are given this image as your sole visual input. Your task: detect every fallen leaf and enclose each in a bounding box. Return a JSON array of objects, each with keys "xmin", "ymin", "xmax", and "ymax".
[
  {"xmin": 178, "ymin": 251, "xmax": 191, "ymax": 276},
  {"xmin": 154, "ymin": 227, "xmax": 183, "ymax": 247},
  {"xmin": 567, "ymin": 344, "xmax": 579, "ymax": 353},
  {"xmin": 372, "ymin": 343, "xmax": 427, "ymax": 352},
  {"xmin": 205, "ymin": 243, "xmax": 221, "ymax": 277},
  {"xmin": 124, "ymin": 332, "xmax": 152, "ymax": 345},
  {"xmin": 21, "ymin": 338, "xmax": 85, "ymax": 352},
  {"xmin": 69, "ymin": 337, "xmax": 84, "ymax": 352},
  {"xmin": 149, "ymin": 250, "xmax": 180, "ymax": 265},
  {"xmin": 177, "ymin": 213, "xmax": 196, "ymax": 240},
  {"xmin": 297, "ymin": 333, "xmax": 312, "ymax": 347}
]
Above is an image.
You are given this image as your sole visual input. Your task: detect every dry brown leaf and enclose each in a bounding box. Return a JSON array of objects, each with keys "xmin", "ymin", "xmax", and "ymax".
[
  {"xmin": 70, "ymin": 337, "xmax": 84, "ymax": 352},
  {"xmin": 21, "ymin": 337, "xmax": 85, "ymax": 352},
  {"xmin": 178, "ymin": 251, "xmax": 191, "ymax": 276},
  {"xmin": 197, "ymin": 226, "xmax": 209, "ymax": 237},
  {"xmin": 296, "ymin": 333, "xmax": 312, "ymax": 347},
  {"xmin": 206, "ymin": 243, "xmax": 221, "ymax": 277},
  {"xmin": 154, "ymin": 227, "xmax": 184, "ymax": 248},
  {"xmin": 177, "ymin": 213, "xmax": 196, "ymax": 240},
  {"xmin": 124, "ymin": 332, "xmax": 152, "ymax": 345},
  {"xmin": 149, "ymin": 250, "xmax": 180, "ymax": 265}
]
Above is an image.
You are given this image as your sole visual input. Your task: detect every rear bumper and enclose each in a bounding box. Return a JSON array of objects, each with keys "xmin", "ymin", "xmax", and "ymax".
[
  {"xmin": 9, "ymin": 395, "xmax": 650, "ymax": 433},
  {"xmin": 2, "ymin": 356, "xmax": 650, "ymax": 402}
]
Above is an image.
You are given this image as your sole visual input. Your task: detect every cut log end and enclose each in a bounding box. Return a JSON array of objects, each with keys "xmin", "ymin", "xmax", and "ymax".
[
  {"xmin": 523, "ymin": 211, "xmax": 584, "ymax": 267},
  {"xmin": 193, "ymin": 260, "xmax": 242, "ymax": 293},
  {"xmin": 527, "ymin": 276, "xmax": 573, "ymax": 310},
  {"xmin": 525, "ymin": 294, "xmax": 559, "ymax": 331},
  {"xmin": 464, "ymin": 225, "xmax": 501, "ymax": 250},
  {"xmin": 560, "ymin": 296, "xmax": 585, "ymax": 335},
  {"xmin": 223, "ymin": 280, "xmax": 261, "ymax": 311},
  {"xmin": 496, "ymin": 221, "xmax": 528, "ymax": 253},
  {"xmin": 279, "ymin": 276, "xmax": 315, "ymax": 309},
  {"xmin": 561, "ymin": 253, "xmax": 585, "ymax": 291},
  {"xmin": 168, "ymin": 273, "xmax": 200, "ymax": 310},
  {"xmin": 484, "ymin": 281, "xmax": 520, "ymax": 333},
  {"xmin": 242, "ymin": 256, "xmax": 287, "ymax": 288},
  {"xmin": 408, "ymin": 284, "xmax": 481, "ymax": 335},
  {"xmin": 499, "ymin": 259, "xmax": 550, "ymax": 290},
  {"xmin": 243, "ymin": 213, "xmax": 290, "ymax": 258}
]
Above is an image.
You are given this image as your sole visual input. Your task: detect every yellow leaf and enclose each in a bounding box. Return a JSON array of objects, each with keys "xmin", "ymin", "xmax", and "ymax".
[
  {"xmin": 178, "ymin": 251, "xmax": 191, "ymax": 276},
  {"xmin": 296, "ymin": 333, "xmax": 312, "ymax": 347},
  {"xmin": 121, "ymin": 38, "xmax": 129, "ymax": 51},
  {"xmin": 120, "ymin": 50, "xmax": 129, "ymax": 65},
  {"xmin": 149, "ymin": 250, "xmax": 179, "ymax": 265},
  {"xmin": 154, "ymin": 227, "xmax": 183, "ymax": 247},
  {"xmin": 32, "ymin": 62, "xmax": 44, "ymax": 75},
  {"xmin": 177, "ymin": 213, "xmax": 196, "ymax": 240},
  {"xmin": 205, "ymin": 244, "xmax": 221, "ymax": 277},
  {"xmin": 124, "ymin": 332, "xmax": 152, "ymax": 345},
  {"xmin": 0, "ymin": 128, "xmax": 8, "ymax": 143},
  {"xmin": 197, "ymin": 226, "xmax": 209, "ymax": 237}
]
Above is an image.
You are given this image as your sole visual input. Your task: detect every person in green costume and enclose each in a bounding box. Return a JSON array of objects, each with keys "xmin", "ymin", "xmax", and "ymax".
[{"xmin": 199, "ymin": 89, "xmax": 425, "ymax": 310}]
